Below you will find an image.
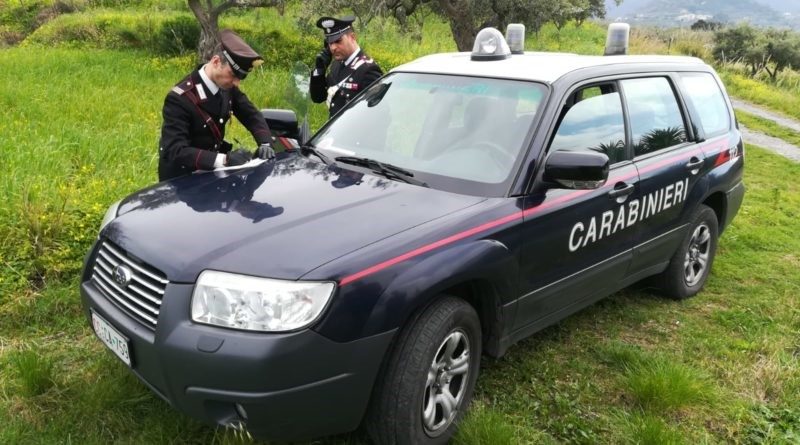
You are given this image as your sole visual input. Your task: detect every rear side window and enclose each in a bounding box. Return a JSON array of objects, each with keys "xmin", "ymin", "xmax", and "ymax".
[
  {"xmin": 622, "ymin": 77, "xmax": 688, "ymax": 157},
  {"xmin": 679, "ymin": 73, "xmax": 731, "ymax": 138}
]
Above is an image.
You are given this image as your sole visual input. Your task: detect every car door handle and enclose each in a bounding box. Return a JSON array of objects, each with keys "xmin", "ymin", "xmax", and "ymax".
[
  {"xmin": 685, "ymin": 157, "xmax": 704, "ymax": 173},
  {"xmin": 608, "ymin": 182, "xmax": 635, "ymax": 198}
]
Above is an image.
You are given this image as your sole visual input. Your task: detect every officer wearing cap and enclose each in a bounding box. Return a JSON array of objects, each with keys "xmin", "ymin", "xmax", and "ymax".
[
  {"xmin": 310, "ymin": 16, "xmax": 383, "ymax": 118},
  {"xmin": 158, "ymin": 29, "xmax": 276, "ymax": 181}
]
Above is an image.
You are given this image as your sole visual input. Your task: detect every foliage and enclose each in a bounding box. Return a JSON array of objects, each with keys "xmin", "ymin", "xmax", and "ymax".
[
  {"xmin": 762, "ymin": 28, "xmax": 800, "ymax": 81},
  {"xmin": 186, "ymin": 0, "xmax": 286, "ymax": 61},
  {"xmin": 24, "ymin": 10, "xmax": 194, "ymax": 52},
  {"xmin": 300, "ymin": 0, "xmax": 613, "ymax": 51},
  {"xmin": 690, "ymin": 19, "xmax": 722, "ymax": 31},
  {"xmin": 635, "ymin": 126, "xmax": 686, "ymax": 155},
  {"xmin": 21, "ymin": 9, "xmax": 322, "ymax": 67},
  {"xmin": 0, "ymin": 0, "xmax": 72, "ymax": 41},
  {"xmin": 0, "ymin": 0, "xmax": 186, "ymax": 44},
  {"xmin": 720, "ymin": 70, "xmax": 800, "ymax": 121},
  {"xmin": 713, "ymin": 24, "xmax": 763, "ymax": 75},
  {"xmin": 713, "ymin": 24, "xmax": 800, "ymax": 80},
  {"xmin": 156, "ymin": 14, "xmax": 200, "ymax": 55},
  {"xmin": 593, "ymin": 139, "xmax": 625, "ymax": 163}
]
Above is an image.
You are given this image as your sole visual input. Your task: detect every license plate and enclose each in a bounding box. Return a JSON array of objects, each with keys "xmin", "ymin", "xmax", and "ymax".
[{"xmin": 91, "ymin": 311, "xmax": 131, "ymax": 366}]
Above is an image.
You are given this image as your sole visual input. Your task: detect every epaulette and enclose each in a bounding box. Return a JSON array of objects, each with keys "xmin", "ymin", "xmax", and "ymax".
[
  {"xmin": 171, "ymin": 79, "xmax": 195, "ymax": 96},
  {"xmin": 352, "ymin": 55, "xmax": 375, "ymax": 70}
]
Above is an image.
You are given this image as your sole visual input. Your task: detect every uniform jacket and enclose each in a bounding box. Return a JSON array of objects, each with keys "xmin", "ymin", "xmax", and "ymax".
[
  {"xmin": 310, "ymin": 49, "xmax": 383, "ymax": 117},
  {"xmin": 158, "ymin": 68, "xmax": 272, "ymax": 181}
]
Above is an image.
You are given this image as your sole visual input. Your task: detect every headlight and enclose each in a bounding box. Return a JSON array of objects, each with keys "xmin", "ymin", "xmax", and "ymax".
[
  {"xmin": 191, "ymin": 270, "xmax": 336, "ymax": 332},
  {"xmin": 98, "ymin": 200, "xmax": 121, "ymax": 236}
]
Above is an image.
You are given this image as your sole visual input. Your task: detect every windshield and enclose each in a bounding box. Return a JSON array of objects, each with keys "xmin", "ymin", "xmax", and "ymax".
[{"xmin": 310, "ymin": 72, "xmax": 547, "ymax": 196}]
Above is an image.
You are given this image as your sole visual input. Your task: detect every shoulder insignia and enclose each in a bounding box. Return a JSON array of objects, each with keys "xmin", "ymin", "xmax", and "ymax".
[{"xmin": 171, "ymin": 85, "xmax": 186, "ymax": 95}]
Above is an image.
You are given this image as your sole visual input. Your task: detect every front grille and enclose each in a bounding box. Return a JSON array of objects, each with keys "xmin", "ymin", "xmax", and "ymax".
[{"xmin": 91, "ymin": 240, "xmax": 168, "ymax": 329}]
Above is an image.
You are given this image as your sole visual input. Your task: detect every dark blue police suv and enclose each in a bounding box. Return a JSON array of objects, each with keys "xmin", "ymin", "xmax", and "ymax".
[{"xmin": 81, "ymin": 25, "xmax": 744, "ymax": 444}]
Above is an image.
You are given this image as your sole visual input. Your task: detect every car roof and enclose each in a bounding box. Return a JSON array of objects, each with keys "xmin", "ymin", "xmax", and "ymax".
[{"xmin": 391, "ymin": 51, "xmax": 707, "ymax": 84}]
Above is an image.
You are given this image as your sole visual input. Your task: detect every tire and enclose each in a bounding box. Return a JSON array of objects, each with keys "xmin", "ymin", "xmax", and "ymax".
[
  {"xmin": 656, "ymin": 204, "xmax": 719, "ymax": 299},
  {"xmin": 366, "ymin": 296, "xmax": 482, "ymax": 445}
]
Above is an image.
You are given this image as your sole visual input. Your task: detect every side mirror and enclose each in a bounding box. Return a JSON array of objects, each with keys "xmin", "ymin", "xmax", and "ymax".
[
  {"xmin": 261, "ymin": 109, "xmax": 299, "ymax": 140},
  {"xmin": 543, "ymin": 150, "xmax": 609, "ymax": 189}
]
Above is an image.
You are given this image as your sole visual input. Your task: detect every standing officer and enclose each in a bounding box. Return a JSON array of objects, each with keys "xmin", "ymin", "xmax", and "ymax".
[
  {"xmin": 158, "ymin": 29, "xmax": 276, "ymax": 181},
  {"xmin": 310, "ymin": 16, "xmax": 383, "ymax": 118}
]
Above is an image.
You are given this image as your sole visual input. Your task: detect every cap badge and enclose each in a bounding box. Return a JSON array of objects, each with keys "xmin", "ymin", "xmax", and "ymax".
[{"xmin": 322, "ymin": 19, "xmax": 335, "ymax": 29}]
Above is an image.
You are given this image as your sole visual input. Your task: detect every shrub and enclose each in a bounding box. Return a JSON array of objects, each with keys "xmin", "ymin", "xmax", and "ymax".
[
  {"xmin": 0, "ymin": 0, "xmax": 50, "ymax": 35},
  {"xmin": 155, "ymin": 15, "xmax": 199, "ymax": 56},
  {"xmin": 23, "ymin": 10, "xmax": 325, "ymax": 66}
]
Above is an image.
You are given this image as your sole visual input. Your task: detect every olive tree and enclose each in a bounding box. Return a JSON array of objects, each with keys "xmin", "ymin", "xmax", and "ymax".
[
  {"xmin": 302, "ymin": 0, "xmax": 615, "ymax": 51},
  {"xmin": 713, "ymin": 24, "xmax": 766, "ymax": 76},
  {"xmin": 763, "ymin": 29, "xmax": 800, "ymax": 81},
  {"xmin": 713, "ymin": 24, "xmax": 800, "ymax": 80},
  {"xmin": 188, "ymin": 0, "xmax": 285, "ymax": 61}
]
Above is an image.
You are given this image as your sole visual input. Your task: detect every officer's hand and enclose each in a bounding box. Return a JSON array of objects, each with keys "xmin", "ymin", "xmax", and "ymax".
[
  {"xmin": 316, "ymin": 44, "xmax": 332, "ymax": 71},
  {"xmin": 226, "ymin": 149, "xmax": 252, "ymax": 167},
  {"xmin": 254, "ymin": 142, "xmax": 275, "ymax": 160}
]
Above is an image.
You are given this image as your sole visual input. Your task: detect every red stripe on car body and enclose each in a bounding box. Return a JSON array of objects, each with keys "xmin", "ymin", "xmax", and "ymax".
[{"xmin": 339, "ymin": 148, "xmax": 707, "ymax": 286}]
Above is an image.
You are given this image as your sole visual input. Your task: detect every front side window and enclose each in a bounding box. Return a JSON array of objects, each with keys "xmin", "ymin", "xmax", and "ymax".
[
  {"xmin": 549, "ymin": 84, "xmax": 627, "ymax": 164},
  {"xmin": 621, "ymin": 77, "xmax": 688, "ymax": 157},
  {"xmin": 678, "ymin": 72, "xmax": 731, "ymax": 138},
  {"xmin": 311, "ymin": 73, "xmax": 547, "ymax": 197}
]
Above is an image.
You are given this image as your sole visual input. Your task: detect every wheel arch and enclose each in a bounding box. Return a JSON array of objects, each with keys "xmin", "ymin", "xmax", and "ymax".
[
  {"xmin": 702, "ymin": 191, "xmax": 726, "ymax": 231},
  {"xmin": 363, "ymin": 239, "xmax": 518, "ymax": 359}
]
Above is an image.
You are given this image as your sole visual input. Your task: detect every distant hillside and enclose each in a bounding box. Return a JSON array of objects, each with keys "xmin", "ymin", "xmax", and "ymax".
[{"xmin": 605, "ymin": 0, "xmax": 800, "ymax": 28}]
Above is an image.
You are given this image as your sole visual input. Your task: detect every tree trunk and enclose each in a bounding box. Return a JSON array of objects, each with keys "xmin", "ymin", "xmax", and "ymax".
[
  {"xmin": 188, "ymin": 0, "xmax": 222, "ymax": 62},
  {"xmin": 187, "ymin": 0, "xmax": 283, "ymax": 62},
  {"xmin": 437, "ymin": 0, "xmax": 476, "ymax": 51}
]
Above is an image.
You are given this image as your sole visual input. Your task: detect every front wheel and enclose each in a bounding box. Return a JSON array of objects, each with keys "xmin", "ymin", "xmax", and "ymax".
[
  {"xmin": 367, "ymin": 296, "xmax": 482, "ymax": 445},
  {"xmin": 656, "ymin": 204, "xmax": 719, "ymax": 299}
]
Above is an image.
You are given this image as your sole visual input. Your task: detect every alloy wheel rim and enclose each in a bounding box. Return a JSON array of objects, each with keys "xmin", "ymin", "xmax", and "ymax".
[
  {"xmin": 422, "ymin": 329, "xmax": 471, "ymax": 437},
  {"xmin": 683, "ymin": 222, "xmax": 711, "ymax": 286}
]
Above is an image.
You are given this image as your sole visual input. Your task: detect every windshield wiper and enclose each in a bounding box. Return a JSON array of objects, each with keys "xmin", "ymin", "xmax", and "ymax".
[
  {"xmin": 335, "ymin": 156, "xmax": 428, "ymax": 187},
  {"xmin": 300, "ymin": 143, "xmax": 330, "ymax": 165}
]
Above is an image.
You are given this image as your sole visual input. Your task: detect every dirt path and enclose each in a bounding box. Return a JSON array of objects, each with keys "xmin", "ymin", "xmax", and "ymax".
[{"xmin": 731, "ymin": 98, "xmax": 800, "ymax": 163}]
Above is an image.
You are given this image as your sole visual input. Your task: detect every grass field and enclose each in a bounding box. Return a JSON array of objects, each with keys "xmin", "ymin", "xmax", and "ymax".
[{"xmin": 1, "ymin": 13, "xmax": 800, "ymax": 445}]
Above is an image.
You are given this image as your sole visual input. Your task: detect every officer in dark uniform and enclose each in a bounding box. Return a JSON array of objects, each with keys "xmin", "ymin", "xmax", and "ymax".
[
  {"xmin": 310, "ymin": 16, "xmax": 383, "ymax": 118},
  {"xmin": 158, "ymin": 29, "xmax": 276, "ymax": 181}
]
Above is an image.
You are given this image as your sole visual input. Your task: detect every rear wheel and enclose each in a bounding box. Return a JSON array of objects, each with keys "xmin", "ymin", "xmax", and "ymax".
[
  {"xmin": 367, "ymin": 296, "xmax": 481, "ymax": 445},
  {"xmin": 656, "ymin": 204, "xmax": 719, "ymax": 299}
]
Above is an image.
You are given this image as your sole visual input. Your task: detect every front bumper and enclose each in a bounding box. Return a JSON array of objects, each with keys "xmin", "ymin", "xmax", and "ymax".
[{"xmin": 81, "ymin": 279, "xmax": 395, "ymax": 441}]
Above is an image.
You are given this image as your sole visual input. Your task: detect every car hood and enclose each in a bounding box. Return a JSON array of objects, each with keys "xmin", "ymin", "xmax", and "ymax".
[{"xmin": 104, "ymin": 155, "xmax": 486, "ymax": 283}]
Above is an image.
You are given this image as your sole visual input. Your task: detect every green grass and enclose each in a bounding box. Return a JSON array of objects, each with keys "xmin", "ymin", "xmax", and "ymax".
[
  {"xmin": 736, "ymin": 110, "xmax": 800, "ymax": 147},
  {"xmin": 720, "ymin": 71, "xmax": 800, "ymax": 122},
  {"xmin": 5, "ymin": 347, "xmax": 55, "ymax": 397},
  {"xmin": 2, "ymin": 11, "xmax": 800, "ymax": 445},
  {"xmin": 452, "ymin": 402, "xmax": 527, "ymax": 445}
]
